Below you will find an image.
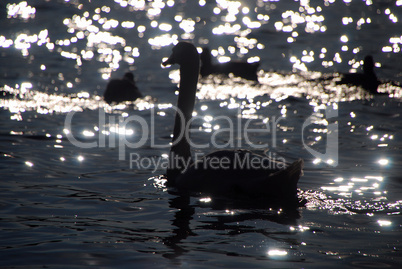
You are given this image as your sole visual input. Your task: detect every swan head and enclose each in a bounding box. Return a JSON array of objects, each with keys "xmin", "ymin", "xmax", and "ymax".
[{"xmin": 162, "ymin": 42, "xmax": 199, "ymax": 67}]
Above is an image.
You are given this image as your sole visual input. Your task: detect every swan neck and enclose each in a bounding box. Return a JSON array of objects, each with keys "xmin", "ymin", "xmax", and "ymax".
[{"xmin": 167, "ymin": 58, "xmax": 199, "ymax": 181}]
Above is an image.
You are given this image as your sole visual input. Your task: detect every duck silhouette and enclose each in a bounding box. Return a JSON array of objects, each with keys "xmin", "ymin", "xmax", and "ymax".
[
  {"xmin": 200, "ymin": 47, "xmax": 260, "ymax": 82},
  {"xmin": 103, "ymin": 72, "xmax": 142, "ymax": 104},
  {"xmin": 162, "ymin": 42, "xmax": 303, "ymax": 205},
  {"xmin": 337, "ymin": 55, "xmax": 379, "ymax": 94}
]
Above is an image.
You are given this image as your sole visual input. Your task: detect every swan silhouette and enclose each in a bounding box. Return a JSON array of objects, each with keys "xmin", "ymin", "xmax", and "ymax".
[
  {"xmin": 200, "ymin": 47, "xmax": 260, "ymax": 82},
  {"xmin": 103, "ymin": 72, "xmax": 142, "ymax": 104},
  {"xmin": 162, "ymin": 42, "xmax": 303, "ymax": 205},
  {"xmin": 337, "ymin": 55, "xmax": 379, "ymax": 94}
]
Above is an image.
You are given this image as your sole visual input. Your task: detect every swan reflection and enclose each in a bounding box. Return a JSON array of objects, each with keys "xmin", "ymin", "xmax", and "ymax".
[{"xmin": 158, "ymin": 188, "xmax": 302, "ymax": 260}]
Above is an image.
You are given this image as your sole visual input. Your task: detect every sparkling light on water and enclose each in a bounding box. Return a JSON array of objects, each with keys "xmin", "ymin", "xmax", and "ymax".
[
  {"xmin": 7, "ymin": 1, "xmax": 36, "ymax": 19},
  {"xmin": 267, "ymin": 249, "xmax": 288, "ymax": 256},
  {"xmin": 378, "ymin": 159, "xmax": 389, "ymax": 166},
  {"xmin": 1, "ymin": 1, "xmax": 402, "ymax": 267},
  {"xmin": 377, "ymin": 220, "xmax": 392, "ymax": 227}
]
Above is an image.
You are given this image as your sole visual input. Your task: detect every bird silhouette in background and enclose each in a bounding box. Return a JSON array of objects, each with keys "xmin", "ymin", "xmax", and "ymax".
[
  {"xmin": 200, "ymin": 47, "xmax": 260, "ymax": 82},
  {"xmin": 103, "ymin": 72, "xmax": 142, "ymax": 104},
  {"xmin": 337, "ymin": 55, "xmax": 379, "ymax": 94}
]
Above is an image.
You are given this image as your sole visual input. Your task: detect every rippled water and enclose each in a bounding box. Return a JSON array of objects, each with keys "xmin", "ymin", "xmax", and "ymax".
[{"xmin": 1, "ymin": 0, "xmax": 402, "ymax": 268}]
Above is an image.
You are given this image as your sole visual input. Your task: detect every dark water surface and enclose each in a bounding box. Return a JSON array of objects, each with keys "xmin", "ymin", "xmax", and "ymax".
[{"xmin": 1, "ymin": 0, "xmax": 402, "ymax": 268}]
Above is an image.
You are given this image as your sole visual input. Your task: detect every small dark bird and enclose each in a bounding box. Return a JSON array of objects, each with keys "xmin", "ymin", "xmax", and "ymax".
[
  {"xmin": 103, "ymin": 72, "xmax": 142, "ymax": 104},
  {"xmin": 337, "ymin": 55, "xmax": 379, "ymax": 94},
  {"xmin": 200, "ymin": 47, "xmax": 260, "ymax": 82}
]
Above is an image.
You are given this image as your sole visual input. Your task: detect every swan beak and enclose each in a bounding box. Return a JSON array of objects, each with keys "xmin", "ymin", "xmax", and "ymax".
[{"xmin": 162, "ymin": 55, "xmax": 175, "ymax": 67}]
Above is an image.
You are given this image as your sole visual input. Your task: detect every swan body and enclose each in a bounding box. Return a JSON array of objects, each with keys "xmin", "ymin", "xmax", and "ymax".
[
  {"xmin": 337, "ymin": 55, "xmax": 379, "ymax": 94},
  {"xmin": 174, "ymin": 149, "xmax": 303, "ymax": 202},
  {"xmin": 103, "ymin": 72, "xmax": 142, "ymax": 104},
  {"xmin": 200, "ymin": 47, "xmax": 260, "ymax": 82},
  {"xmin": 163, "ymin": 42, "xmax": 303, "ymax": 204}
]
